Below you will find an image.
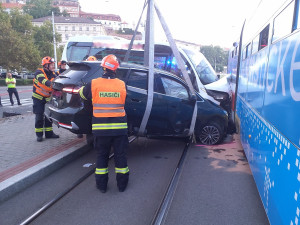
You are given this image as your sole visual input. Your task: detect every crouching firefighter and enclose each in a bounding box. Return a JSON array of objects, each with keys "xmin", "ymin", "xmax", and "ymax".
[
  {"xmin": 79, "ymin": 54, "xmax": 129, "ymax": 193},
  {"xmin": 33, "ymin": 56, "xmax": 60, "ymax": 142}
]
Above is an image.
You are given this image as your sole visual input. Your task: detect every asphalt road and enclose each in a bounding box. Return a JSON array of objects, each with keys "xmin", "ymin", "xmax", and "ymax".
[
  {"xmin": 0, "ymin": 136, "xmax": 269, "ymax": 225},
  {"xmin": 0, "ymin": 85, "xmax": 33, "ymax": 118}
]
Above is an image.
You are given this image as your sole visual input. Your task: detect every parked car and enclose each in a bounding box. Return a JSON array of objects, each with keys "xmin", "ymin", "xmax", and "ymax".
[
  {"xmin": 0, "ymin": 71, "xmax": 21, "ymax": 79},
  {"xmin": 0, "ymin": 72, "xmax": 6, "ymax": 78},
  {"xmin": 45, "ymin": 61, "xmax": 228, "ymax": 145},
  {"xmin": 23, "ymin": 73, "xmax": 35, "ymax": 79}
]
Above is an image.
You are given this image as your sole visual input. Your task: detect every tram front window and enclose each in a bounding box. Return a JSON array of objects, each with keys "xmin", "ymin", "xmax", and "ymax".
[{"xmin": 183, "ymin": 49, "xmax": 218, "ymax": 85}]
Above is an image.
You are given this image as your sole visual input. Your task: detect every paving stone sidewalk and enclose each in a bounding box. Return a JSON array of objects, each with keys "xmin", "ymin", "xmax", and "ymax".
[
  {"xmin": 0, "ymin": 113, "xmax": 84, "ymax": 173},
  {"xmin": 0, "ymin": 113, "xmax": 90, "ymax": 202}
]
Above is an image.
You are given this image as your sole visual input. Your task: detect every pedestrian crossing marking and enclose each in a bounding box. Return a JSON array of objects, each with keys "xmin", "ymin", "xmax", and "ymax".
[{"xmin": 1, "ymin": 98, "xmax": 33, "ymax": 107}]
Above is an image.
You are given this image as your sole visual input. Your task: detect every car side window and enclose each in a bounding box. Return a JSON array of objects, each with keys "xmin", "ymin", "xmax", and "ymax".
[
  {"xmin": 160, "ymin": 76, "xmax": 189, "ymax": 100},
  {"xmin": 127, "ymin": 70, "xmax": 147, "ymax": 90},
  {"xmin": 154, "ymin": 74, "xmax": 166, "ymax": 94},
  {"xmin": 116, "ymin": 68, "xmax": 129, "ymax": 82}
]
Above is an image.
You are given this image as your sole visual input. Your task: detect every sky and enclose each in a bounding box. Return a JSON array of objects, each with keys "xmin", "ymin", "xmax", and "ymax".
[{"xmin": 78, "ymin": 0, "xmax": 263, "ymax": 48}]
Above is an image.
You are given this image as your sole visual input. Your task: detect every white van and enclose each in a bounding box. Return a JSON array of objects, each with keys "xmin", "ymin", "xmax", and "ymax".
[{"xmin": 61, "ymin": 35, "xmax": 233, "ymax": 126}]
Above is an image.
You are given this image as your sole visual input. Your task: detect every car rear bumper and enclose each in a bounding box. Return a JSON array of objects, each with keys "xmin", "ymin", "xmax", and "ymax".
[{"xmin": 45, "ymin": 104, "xmax": 92, "ymax": 134}]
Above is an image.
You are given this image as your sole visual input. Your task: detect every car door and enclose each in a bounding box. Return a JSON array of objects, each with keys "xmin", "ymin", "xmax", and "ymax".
[
  {"xmin": 125, "ymin": 69, "xmax": 167, "ymax": 135},
  {"xmin": 159, "ymin": 75, "xmax": 195, "ymax": 136},
  {"xmin": 125, "ymin": 69, "xmax": 148, "ymax": 133}
]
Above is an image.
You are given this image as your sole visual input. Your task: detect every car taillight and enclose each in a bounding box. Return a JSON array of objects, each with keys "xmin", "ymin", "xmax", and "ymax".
[
  {"xmin": 52, "ymin": 90, "xmax": 63, "ymax": 97},
  {"xmin": 62, "ymin": 86, "xmax": 81, "ymax": 94}
]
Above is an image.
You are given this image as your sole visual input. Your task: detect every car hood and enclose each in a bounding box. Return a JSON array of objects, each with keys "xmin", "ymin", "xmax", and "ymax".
[{"xmin": 204, "ymin": 75, "xmax": 231, "ymax": 95}]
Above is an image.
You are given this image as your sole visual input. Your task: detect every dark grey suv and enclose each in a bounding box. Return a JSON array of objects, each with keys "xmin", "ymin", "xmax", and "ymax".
[{"xmin": 45, "ymin": 61, "xmax": 228, "ymax": 145}]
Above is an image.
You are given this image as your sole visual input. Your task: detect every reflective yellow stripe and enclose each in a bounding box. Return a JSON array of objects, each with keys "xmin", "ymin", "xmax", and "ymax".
[
  {"xmin": 34, "ymin": 79, "xmax": 39, "ymax": 84},
  {"xmin": 42, "ymin": 79, "xmax": 48, "ymax": 85},
  {"xmin": 79, "ymin": 87, "xmax": 87, "ymax": 100},
  {"xmin": 92, "ymin": 123, "xmax": 128, "ymax": 130},
  {"xmin": 93, "ymin": 109, "xmax": 125, "ymax": 114},
  {"xmin": 45, "ymin": 97, "xmax": 51, "ymax": 102},
  {"xmin": 92, "ymin": 123, "xmax": 128, "ymax": 126},
  {"xmin": 44, "ymin": 127, "xmax": 53, "ymax": 131},
  {"xmin": 95, "ymin": 168, "xmax": 108, "ymax": 174},
  {"xmin": 115, "ymin": 167, "xmax": 129, "ymax": 174},
  {"xmin": 93, "ymin": 103, "xmax": 124, "ymax": 108},
  {"xmin": 36, "ymin": 74, "xmax": 45, "ymax": 79},
  {"xmin": 32, "ymin": 93, "xmax": 43, "ymax": 100},
  {"xmin": 35, "ymin": 128, "xmax": 43, "ymax": 132}
]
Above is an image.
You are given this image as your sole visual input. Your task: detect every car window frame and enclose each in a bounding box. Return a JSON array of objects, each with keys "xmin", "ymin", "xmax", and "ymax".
[
  {"xmin": 156, "ymin": 73, "xmax": 191, "ymax": 100},
  {"xmin": 116, "ymin": 67, "xmax": 131, "ymax": 83},
  {"xmin": 126, "ymin": 68, "xmax": 148, "ymax": 95}
]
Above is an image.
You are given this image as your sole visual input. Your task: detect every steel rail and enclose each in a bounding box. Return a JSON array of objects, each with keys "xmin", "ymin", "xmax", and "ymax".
[
  {"xmin": 19, "ymin": 136, "xmax": 137, "ymax": 225},
  {"xmin": 150, "ymin": 138, "xmax": 191, "ymax": 225}
]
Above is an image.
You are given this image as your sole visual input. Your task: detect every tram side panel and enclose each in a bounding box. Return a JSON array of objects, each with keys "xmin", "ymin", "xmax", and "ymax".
[{"xmin": 234, "ymin": 32, "xmax": 300, "ymax": 225}]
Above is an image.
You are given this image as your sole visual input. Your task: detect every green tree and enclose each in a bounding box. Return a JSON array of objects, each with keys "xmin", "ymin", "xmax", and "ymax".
[
  {"xmin": 61, "ymin": 10, "xmax": 70, "ymax": 17},
  {"xmin": 33, "ymin": 21, "xmax": 62, "ymax": 59},
  {"xmin": 0, "ymin": 8, "xmax": 40, "ymax": 71},
  {"xmin": 10, "ymin": 9, "xmax": 33, "ymax": 34},
  {"xmin": 23, "ymin": 0, "xmax": 62, "ymax": 19},
  {"xmin": 200, "ymin": 45, "xmax": 228, "ymax": 73}
]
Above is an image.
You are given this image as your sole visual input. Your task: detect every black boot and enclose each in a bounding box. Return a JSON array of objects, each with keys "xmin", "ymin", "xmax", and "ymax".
[
  {"xmin": 46, "ymin": 133, "xmax": 60, "ymax": 138},
  {"xmin": 117, "ymin": 173, "xmax": 129, "ymax": 192},
  {"xmin": 37, "ymin": 136, "xmax": 43, "ymax": 142},
  {"xmin": 97, "ymin": 186, "xmax": 107, "ymax": 193},
  {"xmin": 96, "ymin": 174, "xmax": 108, "ymax": 193}
]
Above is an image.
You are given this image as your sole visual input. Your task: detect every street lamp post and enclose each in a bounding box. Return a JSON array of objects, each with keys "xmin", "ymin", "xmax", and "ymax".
[
  {"xmin": 52, "ymin": 11, "xmax": 57, "ymax": 70},
  {"xmin": 214, "ymin": 55, "xmax": 222, "ymax": 72}
]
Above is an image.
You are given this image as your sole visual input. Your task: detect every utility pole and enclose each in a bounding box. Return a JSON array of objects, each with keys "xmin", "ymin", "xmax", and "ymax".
[{"xmin": 52, "ymin": 11, "xmax": 57, "ymax": 70}]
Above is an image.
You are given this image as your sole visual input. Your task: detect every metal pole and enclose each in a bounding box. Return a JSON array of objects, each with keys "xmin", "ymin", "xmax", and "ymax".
[
  {"xmin": 214, "ymin": 57, "xmax": 216, "ymax": 71},
  {"xmin": 138, "ymin": 0, "xmax": 155, "ymax": 136},
  {"xmin": 52, "ymin": 11, "xmax": 58, "ymax": 70}
]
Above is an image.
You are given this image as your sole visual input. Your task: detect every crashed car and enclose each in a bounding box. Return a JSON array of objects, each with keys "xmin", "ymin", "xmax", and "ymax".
[{"xmin": 45, "ymin": 61, "xmax": 228, "ymax": 145}]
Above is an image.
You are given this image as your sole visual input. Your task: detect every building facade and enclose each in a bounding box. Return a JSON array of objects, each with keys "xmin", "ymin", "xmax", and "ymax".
[
  {"xmin": 52, "ymin": 0, "xmax": 80, "ymax": 17},
  {"xmin": 1, "ymin": 0, "xmax": 25, "ymax": 13},
  {"xmin": 32, "ymin": 16, "xmax": 106, "ymax": 46},
  {"xmin": 79, "ymin": 12, "xmax": 122, "ymax": 30}
]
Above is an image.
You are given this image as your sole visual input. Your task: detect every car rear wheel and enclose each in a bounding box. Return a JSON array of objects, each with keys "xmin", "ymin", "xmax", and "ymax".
[{"xmin": 197, "ymin": 121, "xmax": 224, "ymax": 145}]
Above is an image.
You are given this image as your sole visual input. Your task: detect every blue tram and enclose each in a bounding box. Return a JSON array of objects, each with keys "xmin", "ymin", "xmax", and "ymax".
[{"xmin": 228, "ymin": 0, "xmax": 300, "ymax": 224}]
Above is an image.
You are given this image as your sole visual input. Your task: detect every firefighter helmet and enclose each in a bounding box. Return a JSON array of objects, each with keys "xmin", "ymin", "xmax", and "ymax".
[
  {"xmin": 87, "ymin": 56, "xmax": 97, "ymax": 61},
  {"xmin": 58, "ymin": 60, "xmax": 67, "ymax": 67},
  {"xmin": 101, "ymin": 54, "xmax": 119, "ymax": 71},
  {"xmin": 42, "ymin": 56, "xmax": 55, "ymax": 66}
]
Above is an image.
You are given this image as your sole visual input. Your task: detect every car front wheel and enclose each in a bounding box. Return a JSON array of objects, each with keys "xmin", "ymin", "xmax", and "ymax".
[{"xmin": 197, "ymin": 121, "xmax": 224, "ymax": 145}]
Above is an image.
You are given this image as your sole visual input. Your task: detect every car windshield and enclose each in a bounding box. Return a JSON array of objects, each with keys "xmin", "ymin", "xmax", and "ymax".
[{"xmin": 183, "ymin": 48, "xmax": 218, "ymax": 85}]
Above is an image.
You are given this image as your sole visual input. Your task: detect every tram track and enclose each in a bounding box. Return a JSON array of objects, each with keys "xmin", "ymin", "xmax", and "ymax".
[
  {"xmin": 150, "ymin": 138, "xmax": 191, "ymax": 225},
  {"xmin": 16, "ymin": 136, "xmax": 191, "ymax": 225},
  {"xmin": 19, "ymin": 136, "xmax": 138, "ymax": 225}
]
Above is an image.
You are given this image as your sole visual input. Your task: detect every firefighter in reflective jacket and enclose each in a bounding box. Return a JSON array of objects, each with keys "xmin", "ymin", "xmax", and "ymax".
[
  {"xmin": 33, "ymin": 56, "xmax": 60, "ymax": 142},
  {"xmin": 79, "ymin": 54, "xmax": 129, "ymax": 193},
  {"xmin": 57, "ymin": 60, "xmax": 67, "ymax": 74}
]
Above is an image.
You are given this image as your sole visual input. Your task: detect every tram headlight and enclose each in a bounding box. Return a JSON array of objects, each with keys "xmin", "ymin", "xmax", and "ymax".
[{"xmin": 206, "ymin": 90, "xmax": 229, "ymax": 102}]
